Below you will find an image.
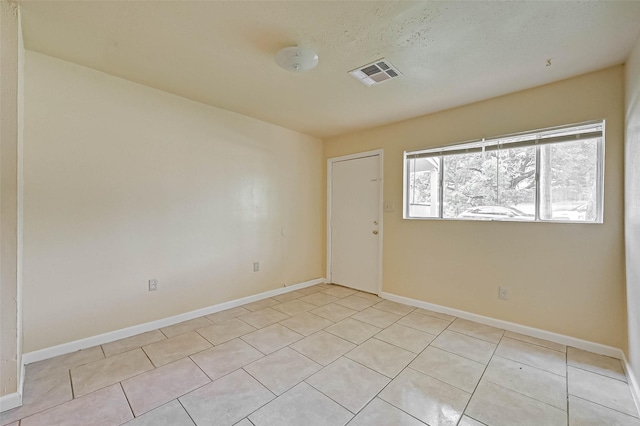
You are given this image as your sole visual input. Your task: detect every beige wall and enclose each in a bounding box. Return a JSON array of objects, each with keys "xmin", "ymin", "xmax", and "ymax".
[
  {"xmin": 325, "ymin": 66, "xmax": 626, "ymax": 348},
  {"xmin": 22, "ymin": 51, "xmax": 323, "ymax": 352},
  {"xmin": 0, "ymin": 0, "xmax": 22, "ymax": 399},
  {"xmin": 625, "ymin": 35, "xmax": 640, "ymax": 389}
]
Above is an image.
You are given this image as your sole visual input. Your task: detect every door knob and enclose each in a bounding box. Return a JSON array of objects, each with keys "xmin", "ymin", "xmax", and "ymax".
[{"xmin": 373, "ymin": 230, "xmax": 378, "ymax": 235}]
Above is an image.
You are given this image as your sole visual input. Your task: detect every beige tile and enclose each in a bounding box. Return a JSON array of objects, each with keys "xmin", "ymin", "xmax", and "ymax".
[
  {"xmin": 296, "ymin": 285, "xmax": 324, "ymax": 295},
  {"xmin": 466, "ymin": 380, "xmax": 566, "ymax": 426},
  {"xmin": 71, "ymin": 348, "xmax": 154, "ymax": 397},
  {"xmin": 190, "ymin": 338, "xmax": 263, "ymax": 380},
  {"xmin": 160, "ymin": 317, "xmax": 213, "ymax": 338},
  {"xmin": 205, "ymin": 306, "xmax": 251, "ymax": 323},
  {"xmin": 306, "ymin": 357, "xmax": 389, "ymax": 413},
  {"xmin": 271, "ymin": 299, "xmax": 316, "ymax": 316},
  {"xmin": 334, "ymin": 295, "xmax": 376, "ymax": 311},
  {"xmin": 241, "ymin": 324, "xmax": 303, "ymax": 354},
  {"xmin": 397, "ymin": 312, "xmax": 450, "ymax": 335},
  {"xmin": 504, "ymin": 330, "xmax": 567, "ymax": 353},
  {"xmin": 484, "ymin": 356, "xmax": 567, "ymax": 410},
  {"xmin": 568, "ymin": 347, "xmax": 626, "ymax": 382},
  {"xmin": 568, "ymin": 366, "xmax": 638, "ymax": 417},
  {"xmin": 352, "ymin": 307, "xmax": 401, "ymax": 328},
  {"xmin": 379, "ymin": 368, "xmax": 470, "ymax": 426},
  {"xmin": 244, "ymin": 347, "xmax": 321, "ymax": 395},
  {"xmin": 409, "ymin": 346, "xmax": 484, "ymax": 393},
  {"xmin": 249, "ymin": 382, "xmax": 353, "ymax": 426},
  {"xmin": 325, "ymin": 318, "xmax": 381, "ymax": 345},
  {"xmin": 239, "ymin": 307, "xmax": 290, "ymax": 328},
  {"xmin": 375, "ymin": 323, "xmax": 435, "ymax": 353},
  {"xmin": 143, "ymin": 331, "xmax": 212, "ymax": 367},
  {"xmin": 279, "ymin": 312, "xmax": 334, "ymax": 336},
  {"xmin": 346, "ymin": 338, "xmax": 416, "ymax": 378},
  {"xmin": 373, "ymin": 300, "xmax": 415, "ymax": 316},
  {"xmin": 458, "ymin": 416, "xmax": 486, "ymax": 426},
  {"xmin": 20, "ymin": 384, "xmax": 133, "ymax": 426},
  {"xmin": 3, "ymin": 422, "xmax": 18, "ymax": 426},
  {"xmin": 354, "ymin": 291, "xmax": 383, "ymax": 303},
  {"xmin": 290, "ymin": 331, "xmax": 356, "ymax": 366},
  {"xmin": 235, "ymin": 420, "xmax": 253, "ymax": 426},
  {"xmin": 310, "ymin": 303, "xmax": 357, "ymax": 322},
  {"xmin": 196, "ymin": 318, "xmax": 256, "ymax": 345},
  {"xmin": 496, "ymin": 337, "xmax": 566, "ymax": 376},
  {"xmin": 348, "ymin": 398, "xmax": 426, "ymax": 426},
  {"xmin": 102, "ymin": 330, "xmax": 166, "ymax": 357},
  {"xmin": 316, "ymin": 283, "xmax": 333, "ymax": 289},
  {"xmin": 0, "ymin": 368, "xmax": 72, "ymax": 425},
  {"xmin": 180, "ymin": 369, "xmax": 274, "ymax": 426},
  {"xmin": 414, "ymin": 307, "xmax": 456, "ymax": 322},
  {"xmin": 432, "ymin": 330, "xmax": 496, "ymax": 364},
  {"xmin": 243, "ymin": 298, "xmax": 280, "ymax": 312},
  {"xmin": 569, "ymin": 395, "xmax": 640, "ymax": 425},
  {"xmin": 123, "ymin": 400, "xmax": 195, "ymax": 426},
  {"xmin": 25, "ymin": 346, "xmax": 104, "ymax": 379},
  {"xmin": 447, "ymin": 318, "xmax": 504, "ymax": 343},
  {"xmin": 122, "ymin": 357, "xmax": 209, "ymax": 416},
  {"xmin": 298, "ymin": 292, "xmax": 340, "ymax": 306},
  {"xmin": 272, "ymin": 290, "xmax": 305, "ymax": 302},
  {"xmin": 321, "ymin": 286, "xmax": 358, "ymax": 298}
]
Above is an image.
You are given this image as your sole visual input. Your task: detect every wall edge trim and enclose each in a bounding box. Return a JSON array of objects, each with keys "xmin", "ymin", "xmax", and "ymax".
[
  {"xmin": 621, "ymin": 351, "xmax": 640, "ymax": 416},
  {"xmin": 23, "ymin": 277, "xmax": 325, "ymax": 365},
  {"xmin": 380, "ymin": 292, "xmax": 623, "ymax": 358},
  {"xmin": 0, "ymin": 392, "xmax": 22, "ymax": 413}
]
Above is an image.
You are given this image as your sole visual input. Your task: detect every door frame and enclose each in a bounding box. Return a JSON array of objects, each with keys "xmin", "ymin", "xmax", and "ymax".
[{"xmin": 327, "ymin": 149, "xmax": 384, "ymax": 295}]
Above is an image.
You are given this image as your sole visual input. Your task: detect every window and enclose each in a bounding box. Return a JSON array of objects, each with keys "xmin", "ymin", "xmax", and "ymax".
[{"xmin": 404, "ymin": 121, "xmax": 604, "ymax": 223}]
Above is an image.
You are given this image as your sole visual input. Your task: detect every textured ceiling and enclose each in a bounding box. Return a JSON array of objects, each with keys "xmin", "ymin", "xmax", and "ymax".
[{"xmin": 18, "ymin": 1, "xmax": 640, "ymax": 138}]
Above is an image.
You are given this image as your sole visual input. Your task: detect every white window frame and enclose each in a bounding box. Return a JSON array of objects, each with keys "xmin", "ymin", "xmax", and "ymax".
[{"xmin": 403, "ymin": 120, "xmax": 605, "ymax": 223}]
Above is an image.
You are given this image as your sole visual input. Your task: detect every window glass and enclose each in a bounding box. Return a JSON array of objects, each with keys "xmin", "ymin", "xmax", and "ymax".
[
  {"xmin": 404, "ymin": 121, "xmax": 603, "ymax": 223},
  {"xmin": 407, "ymin": 157, "xmax": 440, "ymax": 218},
  {"xmin": 496, "ymin": 146, "xmax": 536, "ymax": 220},
  {"xmin": 539, "ymin": 139, "xmax": 599, "ymax": 222},
  {"xmin": 443, "ymin": 151, "xmax": 497, "ymax": 219}
]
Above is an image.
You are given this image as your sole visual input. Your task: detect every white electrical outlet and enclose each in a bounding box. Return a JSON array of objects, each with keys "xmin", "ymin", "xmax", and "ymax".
[
  {"xmin": 149, "ymin": 279, "xmax": 158, "ymax": 291},
  {"xmin": 253, "ymin": 262, "xmax": 259, "ymax": 272},
  {"xmin": 384, "ymin": 201, "xmax": 395, "ymax": 212},
  {"xmin": 498, "ymin": 286, "xmax": 509, "ymax": 300}
]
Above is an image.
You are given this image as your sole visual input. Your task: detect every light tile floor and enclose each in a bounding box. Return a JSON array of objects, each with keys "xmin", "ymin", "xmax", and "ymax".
[{"xmin": 2, "ymin": 283, "xmax": 639, "ymax": 426}]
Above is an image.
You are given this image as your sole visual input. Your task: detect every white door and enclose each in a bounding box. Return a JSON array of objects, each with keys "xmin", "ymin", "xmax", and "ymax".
[{"xmin": 329, "ymin": 154, "xmax": 381, "ymax": 293}]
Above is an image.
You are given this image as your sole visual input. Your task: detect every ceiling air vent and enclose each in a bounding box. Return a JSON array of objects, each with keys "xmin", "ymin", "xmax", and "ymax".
[{"xmin": 349, "ymin": 58, "xmax": 401, "ymax": 87}]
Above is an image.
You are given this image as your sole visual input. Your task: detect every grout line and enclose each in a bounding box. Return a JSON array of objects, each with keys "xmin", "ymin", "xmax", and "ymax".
[
  {"xmin": 177, "ymin": 398, "xmax": 198, "ymax": 425},
  {"xmin": 464, "ymin": 414, "xmax": 489, "ymax": 425},
  {"xmin": 239, "ymin": 367, "xmax": 278, "ymax": 399},
  {"xmin": 569, "ymin": 394, "xmax": 640, "ymax": 420},
  {"xmin": 454, "ymin": 328, "xmax": 503, "ymax": 422},
  {"xmin": 236, "ymin": 335, "xmax": 268, "ymax": 356},
  {"xmin": 566, "ymin": 348, "xmax": 570, "ymax": 426},
  {"xmin": 567, "ymin": 363, "xmax": 631, "ymax": 383},
  {"xmin": 503, "ymin": 332, "xmax": 568, "ymax": 353},
  {"xmin": 68, "ymin": 369, "xmax": 75, "ymax": 399},
  {"xmin": 119, "ymin": 382, "xmax": 135, "ymax": 418}
]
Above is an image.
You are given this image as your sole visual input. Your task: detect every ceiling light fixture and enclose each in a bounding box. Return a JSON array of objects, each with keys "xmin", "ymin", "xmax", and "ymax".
[{"xmin": 275, "ymin": 46, "xmax": 319, "ymax": 72}]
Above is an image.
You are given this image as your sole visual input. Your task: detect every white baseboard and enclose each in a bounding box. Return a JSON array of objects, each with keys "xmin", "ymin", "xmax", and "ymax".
[
  {"xmin": 0, "ymin": 391, "xmax": 22, "ymax": 413},
  {"xmin": 381, "ymin": 292, "xmax": 623, "ymax": 359},
  {"xmin": 621, "ymin": 352, "xmax": 640, "ymax": 416},
  {"xmin": 22, "ymin": 277, "xmax": 325, "ymax": 366}
]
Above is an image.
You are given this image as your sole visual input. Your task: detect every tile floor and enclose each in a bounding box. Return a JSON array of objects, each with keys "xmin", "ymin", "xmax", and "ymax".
[{"xmin": 2, "ymin": 283, "xmax": 639, "ymax": 426}]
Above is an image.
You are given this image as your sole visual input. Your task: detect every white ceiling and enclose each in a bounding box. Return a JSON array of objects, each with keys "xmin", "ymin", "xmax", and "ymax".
[{"xmin": 18, "ymin": 1, "xmax": 640, "ymax": 138}]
